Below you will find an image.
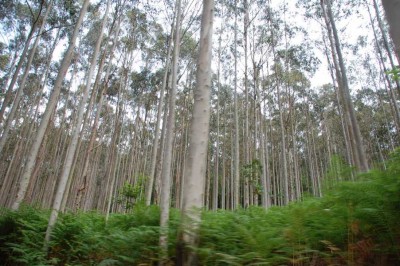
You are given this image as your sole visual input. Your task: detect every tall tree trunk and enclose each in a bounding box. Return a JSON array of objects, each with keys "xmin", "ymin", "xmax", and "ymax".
[
  {"xmin": 178, "ymin": 0, "xmax": 214, "ymax": 264},
  {"xmin": 105, "ymin": 99, "xmax": 125, "ymax": 219},
  {"xmin": 254, "ymin": 64, "xmax": 270, "ymax": 208},
  {"xmin": 321, "ymin": 0, "xmax": 369, "ymax": 172},
  {"xmin": 0, "ymin": 49, "xmax": 18, "ymax": 111},
  {"xmin": 233, "ymin": 0, "xmax": 241, "ymax": 209},
  {"xmin": 221, "ymin": 125, "xmax": 226, "ymax": 209},
  {"xmin": 154, "ymin": 91, "xmax": 169, "ymax": 205},
  {"xmin": 212, "ymin": 29, "xmax": 222, "ymax": 211},
  {"xmin": 67, "ymin": 7, "xmax": 123, "ymax": 211},
  {"xmin": 270, "ymin": 46, "xmax": 289, "ymax": 204},
  {"xmin": 159, "ymin": 0, "xmax": 182, "ymax": 261},
  {"xmin": 367, "ymin": 5, "xmax": 400, "ymax": 135},
  {"xmin": 322, "ymin": 35, "xmax": 354, "ymax": 171},
  {"xmin": 277, "ymin": 81, "xmax": 289, "ymax": 204},
  {"xmin": 372, "ymin": 0, "xmax": 400, "ymax": 95},
  {"xmin": 44, "ymin": 0, "xmax": 110, "ymax": 245},
  {"xmin": 80, "ymin": 16, "xmax": 123, "ymax": 211},
  {"xmin": 0, "ymin": 1, "xmax": 45, "ymax": 124},
  {"xmin": 243, "ymin": 0, "xmax": 250, "ymax": 208},
  {"xmin": 12, "ymin": 0, "xmax": 90, "ymax": 211},
  {"xmin": 0, "ymin": 0, "xmax": 53, "ymax": 154},
  {"xmin": 145, "ymin": 24, "xmax": 174, "ymax": 206},
  {"xmin": 29, "ymin": 62, "xmax": 76, "ymax": 209},
  {"xmin": 381, "ymin": 0, "xmax": 400, "ymax": 60},
  {"xmin": 267, "ymin": 1, "xmax": 289, "ymax": 204}
]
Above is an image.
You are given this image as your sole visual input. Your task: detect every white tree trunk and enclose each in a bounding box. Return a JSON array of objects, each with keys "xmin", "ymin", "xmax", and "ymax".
[
  {"xmin": 159, "ymin": 0, "xmax": 182, "ymax": 261},
  {"xmin": 0, "ymin": 5, "xmax": 42, "ymax": 124},
  {"xmin": 145, "ymin": 23, "xmax": 174, "ymax": 206},
  {"xmin": 322, "ymin": 0, "xmax": 369, "ymax": 172},
  {"xmin": 0, "ymin": 0, "xmax": 53, "ymax": 154},
  {"xmin": 12, "ymin": 0, "xmax": 90, "ymax": 211},
  {"xmin": 44, "ymin": 0, "xmax": 110, "ymax": 245},
  {"xmin": 233, "ymin": 0, "xmax": 240, "ymax": 210},
  {"xmin": 179, "ymin": 0, "xmax": 214, "ymax": 264}
]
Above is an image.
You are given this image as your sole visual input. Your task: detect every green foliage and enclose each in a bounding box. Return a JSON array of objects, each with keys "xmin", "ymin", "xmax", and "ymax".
[
  {"xmin": 241, "ymin": 159, "xmax": 262, "ymax": 195},
  {"xmin": 198, "ymin": 150, "xmax": 400, "ymax": 264},
  {"xmin": 0, "ymin": 42, "xmax": 9, "ymax": 72},
  {"xmin": 0, "ymin": 205, "xmax": 180, "ymax": 265},
  {"xmin": 48, "ymin": 211, "xmax": 106, "ymax": 265},
  {"xmin": 0, "ymin": 205, "xmax": 49, "ymax": 265},
  {"xmin": 116, "ymin": 175, "xmax": 147, "ymax": 210},
  {"xmin": 0, "ymin": 150, "xmax": 399, "ymax": 265},
  {"xmin": 387, "ymin": 148, "xmax": 400, "ymax": 175},
  {"xmin": 0, "ymin": 54, "xmax": 9, "ymax": 71},
  {"xmin": 323, "ymin": 154, "xmax": 354, "ymax": 190},
  {"xmin": 386, "ymin": 66, "xmax": 400, "ymax": 81}
]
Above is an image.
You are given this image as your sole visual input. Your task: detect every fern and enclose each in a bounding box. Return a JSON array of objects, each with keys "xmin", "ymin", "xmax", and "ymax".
[{"xmin": 0, "ymin": 149, "xmax": 399, "ymax": 265}]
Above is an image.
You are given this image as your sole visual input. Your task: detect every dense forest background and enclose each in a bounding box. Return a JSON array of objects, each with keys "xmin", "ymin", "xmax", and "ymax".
[
  {"xmin": 1, "ymin": 0, "xmax": 399, "ymax": 212},
  {"xmin": 0, "ymin": 0, "xmax": 399, "ymax": 264}
]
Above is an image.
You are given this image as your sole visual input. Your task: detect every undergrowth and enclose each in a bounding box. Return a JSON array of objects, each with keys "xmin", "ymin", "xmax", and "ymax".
[{"xmin": 0, "ymin": 150, "xmax": 399, "ymax": 265}]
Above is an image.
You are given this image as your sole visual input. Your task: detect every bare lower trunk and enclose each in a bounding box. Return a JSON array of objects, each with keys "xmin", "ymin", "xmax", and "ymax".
[
  {"xmin": 81, "ymin": 17, "xmax": 122, "ymax": 211},
  {"xmin": 145, "ymin": 24, "xmax": 174, "ymax": 206},
  {"xmin": 44, "ymin": 0, "xmax": 109, "ymax": 246},
  {"xmin": 233, "ymin": 0, "xmax": 240, "ymax": 209},
  {"xmin": 159, "ymin": 0, "xmax": 182, "ymax": 262},
  {"xmin": 321, "ymin": 0, "xmax": 369, "ymax": 172},
  {"xmin": 178, "ymin": 0, "xmax": 214, "ymax": 264}
]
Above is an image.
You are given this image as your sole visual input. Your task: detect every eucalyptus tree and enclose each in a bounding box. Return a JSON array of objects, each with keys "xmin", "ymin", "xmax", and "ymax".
[
  {"xmin": 300, "ymin": 0, "xmax": 368, "ymax": 172},
  {"xmin": 76, "ymin": 0, "xmax": 166, "ymax": 212},
  {"xmin": 0, "ymin": 1, "xmax": 53, "ymax": 154},
  {"xmin": 265, "ymin": 0, "xmax": 291, "ymax": 205},
  {"xmin": 366, "ymin": 3, "xmax": 400, "ymax": 135},
  {"xmin": 145, "ymin": 27, "xmax": 174, "ymax": 206},
  {"xmin": 353, "ymin": 85, "xmax": 392, "ymax": 164},
  {"xmin": 247, "ymin": 2, "xmax": 276, "ymax": 208},
  {"xmin": 79, "ymin": 10, "xmax": 123, "ymax": 211},
  {"xmin": 212, "ymin": 23, "xmax": 223, "ymax": 211},
  {"xmin": 232, "ymin": 0, "xmax": 240, "ymax": 209},
  {"xmin": 0, "ymin": 0, "xmax": 47, "ymax": 124},
  {"xmin": 381, "ymin": 0, "xmax": 400, "ymax": 59},
  {"xmin": 159, "ymin": 0, "xmax": 182, "ymax": 260},
  {"xmin": 88, "ymin": 3, "xmax": 165, "ymax": 212},
  {"xmin": 178, "ymin": 0, "xmax": 214, "ymax": 263},
  {"xmin": 12, "ymin": 0, "xmax": 91, "ymax": 211},
  {"xmin": 369, "ymin": 0, "xmax": 400, "ymax": 94},
  {"xmin": 293, "ymin": 0, "xmax": 370, "ymax": 175},
  {"xmin": 44, "ymin": 0, "xmax": 111, "ymax": 245},
  {"xmin": 0, "ymin": 44, "xmax": 18, "ymax": 100},
  {"xmin": 103, "ymin": 65, "xmax": 130, "ymax": 218}
]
